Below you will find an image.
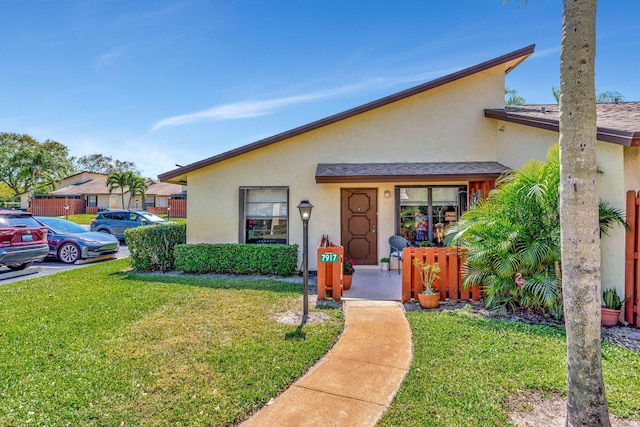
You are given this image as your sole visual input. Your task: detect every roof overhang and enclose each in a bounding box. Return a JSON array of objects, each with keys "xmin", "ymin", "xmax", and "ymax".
[
  {"xmin": 159, "ymin": 45, "xmax": 535, "ymax": 184},
  {"xmin": 484, "ymin": 108, "xmax": 640, "ymax": 147},
  {"xmin": 315, "ymin": 162, "xmax": 510, "ymax": 183}
]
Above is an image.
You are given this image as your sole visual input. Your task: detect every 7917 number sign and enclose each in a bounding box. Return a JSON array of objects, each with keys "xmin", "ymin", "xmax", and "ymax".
[{"xmin": 320, "ymin": 253, "xmax": 338, "ymax": 263}]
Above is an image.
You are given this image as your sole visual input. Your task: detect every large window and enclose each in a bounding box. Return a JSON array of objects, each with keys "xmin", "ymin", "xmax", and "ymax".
[
  {"xmin": 239, "ymin": 187, "xmax": 288, "ymax": 244},
  {"xmin": 87, "ymin": 195, "xmax": 97, "ymax": 207},
  {"xmin": 396, "ymin": 186, "xmax": 467, "ymax": 246},
  {"xmin": 144, "ymin": 196, "xmax": 156, "ymax": 208}
]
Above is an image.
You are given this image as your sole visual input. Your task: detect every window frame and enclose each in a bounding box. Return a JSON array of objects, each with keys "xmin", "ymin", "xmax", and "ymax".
[{"xmin": 238, "ymin": 187, "xmax": 289, "ymax": 244}]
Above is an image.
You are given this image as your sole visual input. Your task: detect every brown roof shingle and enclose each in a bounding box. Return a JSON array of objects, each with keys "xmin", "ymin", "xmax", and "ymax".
[
  {"xmin": 315, "ymin": 162, "xmax": 510, "ymax": 183},
  {"xmin": 484, "ymin": 102, "xmax": 640, "ymax": 146}
]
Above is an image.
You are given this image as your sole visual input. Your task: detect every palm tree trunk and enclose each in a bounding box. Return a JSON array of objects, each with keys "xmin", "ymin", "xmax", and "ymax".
[{"xmin": 559, "ymin": 0, "xmax": 610, "ymax": 425}]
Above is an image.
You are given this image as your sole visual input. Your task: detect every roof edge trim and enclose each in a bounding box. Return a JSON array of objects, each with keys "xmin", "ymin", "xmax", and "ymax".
[{"xmin": 159, "ymin": 44, "xmax": 536, "ymax": 182}]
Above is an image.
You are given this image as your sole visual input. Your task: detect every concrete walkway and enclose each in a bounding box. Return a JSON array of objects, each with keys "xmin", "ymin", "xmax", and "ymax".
[{"xmin": 241, "ymin": 300, "xmax": 412, "ymax": 426}]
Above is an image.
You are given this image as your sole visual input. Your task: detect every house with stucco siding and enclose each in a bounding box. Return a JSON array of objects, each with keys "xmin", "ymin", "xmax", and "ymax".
[{"xmin": 159, "ymin": 44, "xmax": 640, "ymax": 318}]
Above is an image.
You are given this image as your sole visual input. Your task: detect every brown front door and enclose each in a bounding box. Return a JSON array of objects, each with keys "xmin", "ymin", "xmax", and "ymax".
[{"xmin": 341, "ymin": 188, "xmax": 378, "ymax": 265}]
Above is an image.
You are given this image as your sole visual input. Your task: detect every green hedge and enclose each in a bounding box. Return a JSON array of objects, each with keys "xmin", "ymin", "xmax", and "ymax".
[
  {"xmin": 174, "ymin": 243, "xmax": 299, "ymax": 276},
  {"xmin": 126, "ymin": 223, "xmax": 187, "ymax": 272}
]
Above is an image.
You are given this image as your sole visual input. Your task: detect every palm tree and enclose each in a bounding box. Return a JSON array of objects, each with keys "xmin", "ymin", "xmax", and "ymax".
[
  {"xmin": 559, "ymin": 0, "xmax": 610, "ymax": 424},
  {"xmin": 106, "ymin": 171, "xmax": 135, "ymax": 209},
  {"xmin": 126, "ymin": 176, "xmax": 148, "ymax": 209},
  {"xmin": 445, "ymin": 144, "xmax": 626, "ymax": 319}
]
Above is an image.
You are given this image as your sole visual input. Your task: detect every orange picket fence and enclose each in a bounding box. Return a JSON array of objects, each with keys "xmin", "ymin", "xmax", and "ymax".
[
  {"xmin": 316, "ymin": 235, "xmax": 344, "ymax": 301},
  {"xmin": 401, "ymin": 247, "xmax": 479, "ymax": 303},
  {"xmin": 625, "ymin": 190, "xmax": 640, "ymax": 326}
]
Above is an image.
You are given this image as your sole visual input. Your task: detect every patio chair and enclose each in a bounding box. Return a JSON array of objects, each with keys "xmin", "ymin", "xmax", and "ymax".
[{"xmin": 389, "ymin": 235, "xmax": 411, "ymax": 275}]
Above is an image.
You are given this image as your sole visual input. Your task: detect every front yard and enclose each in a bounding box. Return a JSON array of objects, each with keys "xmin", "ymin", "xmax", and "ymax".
[
  {"xmin": 380, "ymin": 308, "xmax": 640, "ymax": 426},
  {"xmin": 0, "ymin": 260, "xmax": 342, "ymax": 425}
]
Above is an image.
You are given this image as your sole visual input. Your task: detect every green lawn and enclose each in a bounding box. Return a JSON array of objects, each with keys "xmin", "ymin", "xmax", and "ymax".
[
  {"xmin": 0, "ymin": 260, "xmax": 342, "ymax": 426},
  {"xmin": 379, "ymin": 307, "xmax": 640, "ymax": 426}
]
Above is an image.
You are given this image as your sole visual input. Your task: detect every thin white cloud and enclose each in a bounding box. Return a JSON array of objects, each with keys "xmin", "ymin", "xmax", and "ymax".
[
  {"xmin": 533, "ymin": 46, "xmax": 560, "ymax": 59},
  {"xmin": 151, "ymin": 68, "xmax": 456, "ymax": 131},
  {"xmin": 96, "ymin": 47, "xmax": 128, "ymax": 69}
]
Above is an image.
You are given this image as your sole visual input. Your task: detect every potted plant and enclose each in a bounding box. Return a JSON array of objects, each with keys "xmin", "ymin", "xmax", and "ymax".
[
  {"xmin": 413, "ymin": 259, "xmax": 441, "ymax": 309},
  {"xmin": 342, "ymin": 257, "xmax": 355, "ymax": 290},
  {"xmin": 380, "ymin": 257, "xmax": 390, "ymax": 271},
  {"xmin": 602, "ymin": 288, "xmax": 627, "ymax": 326}
]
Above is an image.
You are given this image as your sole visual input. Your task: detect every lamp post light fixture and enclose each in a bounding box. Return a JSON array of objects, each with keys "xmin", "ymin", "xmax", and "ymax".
[
  {"xmin": 63, "ymin": 204, "xmax": 69, "ymax": 220},
  {"xmin": 167, "ymin": 205, "xmax": 171, "ymax": 220},
  {"xmin": 297, "ymin": 199, "xmax": 313, "ymax": 321}
]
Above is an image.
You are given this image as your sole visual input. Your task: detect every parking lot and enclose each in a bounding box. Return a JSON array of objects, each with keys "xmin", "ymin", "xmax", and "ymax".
[{"xmin": 0, "ymin": 244, "xmax": 129, "ymax": 285}]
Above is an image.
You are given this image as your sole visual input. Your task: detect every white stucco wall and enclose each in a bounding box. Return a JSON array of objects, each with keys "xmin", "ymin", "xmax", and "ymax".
[
  {"xmin": 495, "ymin": 120, "xmax": 628, "ymax": 299},
  {"xmin": 186, "ymin": 65, "xmax": 506, "ymax": 270}
]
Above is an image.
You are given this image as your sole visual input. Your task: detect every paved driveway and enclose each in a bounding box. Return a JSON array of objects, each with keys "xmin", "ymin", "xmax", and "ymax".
[{"xmin": 0, "ymin": 244, "xmax": 129, "ymax": 285}]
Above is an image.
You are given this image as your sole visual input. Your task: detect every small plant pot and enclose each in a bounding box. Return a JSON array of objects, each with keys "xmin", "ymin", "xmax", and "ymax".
[
  {"xmin": 381, "ymin": 262, "xmax": 390, "ymax": 271},
  {"xmin": 343, "ymin": 275, "xmax": 353, "ymax": 290},
  {"xmin": 601, "ymin": 307, "xmax": 621, "ymax": 326},
  {"xmin": 418, "ymin": 293, "xmax": 440, "ymax": 309}
]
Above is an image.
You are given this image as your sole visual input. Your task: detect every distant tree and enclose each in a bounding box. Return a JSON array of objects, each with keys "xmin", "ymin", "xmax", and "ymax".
[
  {"xmin": 505, "ymin": 87, "xmax": 526, "ymax": 105},
  {"xmin": 0, "ymin": 132, "xmax": 75, "ymax": 197},
  {"xmin": 16, "ymin": 140, "xmax": 75, "ymax": 196},
  {"xmin": 596, "ymin": 90, "xmax": 624, "ymax": 103},
  {"xmin": 106, "ymin": 171, "xmax": 148, "ymax": 209},
  {"xmin": 126, "ymin": 176, "xmax": 148, "ymax": 209},
  {"xmin": 553, "ymin": 86, "xmax": 623, "ymax": 104},
  {"xmin": 77, "ymin": 153, "xmax": 140, "ymax": 175}
]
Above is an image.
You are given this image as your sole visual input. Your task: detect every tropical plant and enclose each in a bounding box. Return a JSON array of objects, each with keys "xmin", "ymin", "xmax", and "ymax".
[
  {"xmin": 602, "ymin": 288, "xmax": 626, "ymax": 311},
  {"xmin": 343, "ymin": 257, "xmax": 355, "ymax": 276},
  {"xmin": 412, "ymin": 259, "xmax": 440, "ymax": 294},
  {"xmin": 505, "ymin": 87, "xmax": 526, "ymax": 106},
  {"xmin": 126, "ymin": 176, "xmax": 148, "ymax": 209},
  {"xmin": 445, "ymin": 144, "xmax": 627, "ymax": 318},
  {"xmin": 106, "ymin": 171, "xmax": 148, "ymax": 209}
]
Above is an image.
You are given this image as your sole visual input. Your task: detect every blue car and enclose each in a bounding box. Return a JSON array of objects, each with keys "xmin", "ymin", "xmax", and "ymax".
[{"xmin": 35, "ymin": 216, "xmax": 119, "ymax": 264}]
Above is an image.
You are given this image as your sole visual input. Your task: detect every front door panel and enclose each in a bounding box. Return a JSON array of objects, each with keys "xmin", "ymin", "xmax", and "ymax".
[{"xmin": 341, "ymin": 188, "xmax": 377, "ymax": 265}]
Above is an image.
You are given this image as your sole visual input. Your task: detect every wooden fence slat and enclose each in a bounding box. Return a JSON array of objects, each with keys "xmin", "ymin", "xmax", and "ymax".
[
  {"xmin": 402, "ymin": 247, "xmax": 413, "ymax": 302},
  {"xmin": 437, "ymin": 247, "xmax": 448, "ymax": 301},
  {"xmin": 448, "ymin": 249, "xmax": 459, "ymax": 302},
  {"xmin": 625, "ymin": 190, "xmax": 637, "ymax": 325}
]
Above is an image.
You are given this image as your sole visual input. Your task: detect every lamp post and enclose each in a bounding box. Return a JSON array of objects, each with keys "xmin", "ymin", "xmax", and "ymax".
[
  {"xmin": 297, "ymin": 199, "xmax": 313, "ymax": 321},
  {"xmin": 63, "ymin": 204, "xmax": 69, "ymax": 221},
  {"xmin": 167, "ymin": 205, "xmax": 171, "ymax": 220}
]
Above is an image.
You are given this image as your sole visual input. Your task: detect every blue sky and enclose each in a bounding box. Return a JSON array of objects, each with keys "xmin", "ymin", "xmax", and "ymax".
[{"xmin": 2, "ymin": 1, "xmax": 639, "ymax": 179}]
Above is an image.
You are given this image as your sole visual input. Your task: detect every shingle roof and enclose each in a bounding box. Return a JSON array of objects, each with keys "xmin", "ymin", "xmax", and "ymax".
[
  {"xmin": 159, "ymin": 45, "xmax": 536, "ymax": 184},
  {"xmin": 50, "ymin": 178, "xmax": 111, "ymax": 195},
  {"xmin": 315, "ymin": 162, "xmax": 510, "ymax": 183},
  {"xmin": 484, "ymin": 102, "xmax": 640, "ymax": 146},
  {"xmin": 48, "ymin": 178, "xmax": 183, "ymax": 196}
]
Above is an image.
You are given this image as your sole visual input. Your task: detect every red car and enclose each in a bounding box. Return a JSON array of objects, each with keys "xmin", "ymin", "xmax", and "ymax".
[{"xmin": 0, "ymin": 209, "xmax": 49, "ymax": 271}]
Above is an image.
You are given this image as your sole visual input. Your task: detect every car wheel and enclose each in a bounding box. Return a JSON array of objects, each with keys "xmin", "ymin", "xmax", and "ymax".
[
  {"xmin": 58, "ymin": 243, "xmax": 81, "ymax": 264},
  {"xmin": 7, "ymin": 262, "xmax": 32, "ymax": 271}
]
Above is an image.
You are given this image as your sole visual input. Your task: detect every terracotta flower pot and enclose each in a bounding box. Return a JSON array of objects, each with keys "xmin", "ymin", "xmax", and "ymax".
[
  {"xmin": 343, "ymin": 274, "xmax": 353, "ymax": 290},
  {"xmin": 601, "ymin": 307, "xmax": 621, "ymax": 326},
  {"xmin": 418, "ymin": 292, "xmax": 440, "ymax": 309}
]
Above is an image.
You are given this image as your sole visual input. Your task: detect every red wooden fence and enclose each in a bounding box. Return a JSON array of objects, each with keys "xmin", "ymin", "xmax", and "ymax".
[
  {"xmin": 30, "ymin": 198, "xmax": 86, "ymax": 216},
  {"xmin": 625, "ymin": 190, "xmax": 640, "ymax": 326},
  {"xmin": 401, "ymin": 247, "xmax": 480, "ymax": 303},
  {"xmin": 168, "ymin": 199, "xmax": 187, "ymax": 218},
  {"xmin": 316, "ymin": 235, "xmax": 344, "ymax": 301}
]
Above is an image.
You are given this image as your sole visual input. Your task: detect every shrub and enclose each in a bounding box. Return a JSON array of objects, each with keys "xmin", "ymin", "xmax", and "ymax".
[
  {"xmin": 126, "ymin": 223, "xmax": 186, "ymax": 272},
  {"xmin": 174, "ymin": 243, "xmax": 299, "ymax": 276},
  {"xmin": 446, "ymin": 144, "xmax": 627, "ymax": 318}
]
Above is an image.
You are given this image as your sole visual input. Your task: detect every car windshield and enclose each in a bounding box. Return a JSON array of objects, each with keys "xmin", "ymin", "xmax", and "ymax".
[
  {"xmin": 0, "ymin": 214, "xmax": 41, "ymax": 228},
  {"xmin": 36, "ymin": 217, "xmax": 87, "ymax": 234},
  {"xmin": 140, "ymin": 212, "xmax": 167, "ymax": 223}
]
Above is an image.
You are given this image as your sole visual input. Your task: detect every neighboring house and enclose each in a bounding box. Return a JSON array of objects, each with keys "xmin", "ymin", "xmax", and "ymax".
[
  {"xmin": 28, "ymin": 172, "xmax": 187, "ymax": 217},
  {"xmin": 158, "ymin": 45, "xmax": 639, "ymax": 312}
]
